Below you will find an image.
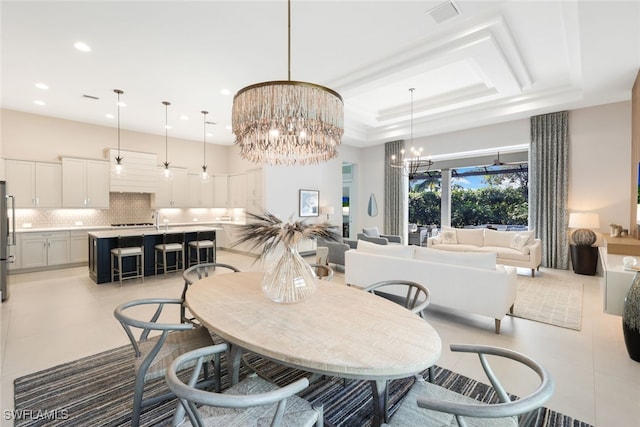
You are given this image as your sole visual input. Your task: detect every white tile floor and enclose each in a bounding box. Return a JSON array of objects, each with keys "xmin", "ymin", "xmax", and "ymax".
[{"xmin": 1, "ymin": 251, "xmax": 639, "ymax": 427}]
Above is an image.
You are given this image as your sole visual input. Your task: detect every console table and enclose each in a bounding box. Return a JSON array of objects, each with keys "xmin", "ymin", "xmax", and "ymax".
[{"xmin": 599, "ymin": 246, "xmax": 638, "ymax": 315}]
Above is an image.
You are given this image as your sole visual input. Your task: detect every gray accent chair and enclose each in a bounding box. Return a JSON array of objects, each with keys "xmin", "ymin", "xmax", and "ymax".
[
  {"xmin": 358, "ymin": 227, "xmax": 402, "ymax": 245},
  {"xmin": 384, "ymin": 344, "xmax": 555, "ymax": 427},
  {"xmin": 316, "ymin": 236, "xmax": 357, "ymax": 267},
  {"xmin": 181, "ymin": 262, "xmax": 241, "ymax": 323},
  {"xmin": 114, "ymin": 298, "xmax": 217, "ymax": 427},
  {"xmin": 165, "ymin": 343, "xmax": 324, "ymax": 427}
]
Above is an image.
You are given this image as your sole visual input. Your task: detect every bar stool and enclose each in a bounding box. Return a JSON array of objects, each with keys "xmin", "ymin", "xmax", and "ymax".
[
  {"xmin": 187, "ymin": 230, "xmax": 216, "ymax": 267},
  {"xmin": 155, "ymin": 232, "xmax": 185, "ymax": 277},
  {"xmin": 111, "ymin": 235, "xmax": 144, "ymax": 286}
]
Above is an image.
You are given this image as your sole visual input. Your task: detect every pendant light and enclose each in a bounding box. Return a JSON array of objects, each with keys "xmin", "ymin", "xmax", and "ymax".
[
  {"xmin": 231, "ymin": 0, "xmax": 343, "ymax": 165},
  {"xmin": 114, "ymin": 89, "xmax": 124, "ymax": 175},
  {"xmin": 161, "ymin": 101, "xmax": 173, "ymax": 180},
  {"xmin": 389, "ymin": 88, "xmax": 433, "ymax": 180},
  {"xmin": 200, "ymin": 110, "xmax": 210, "ymax": 182}
]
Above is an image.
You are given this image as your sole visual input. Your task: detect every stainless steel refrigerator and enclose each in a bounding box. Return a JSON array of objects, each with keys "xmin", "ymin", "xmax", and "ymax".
[{"xmin": 1, "ymin": 181, "xmax": 16, "ymax": 302}]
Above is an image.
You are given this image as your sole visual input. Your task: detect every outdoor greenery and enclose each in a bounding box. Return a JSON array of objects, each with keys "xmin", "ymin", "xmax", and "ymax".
[{"xmin": 409, "ymin": 169, "xmax": 529, "ymax": 227}]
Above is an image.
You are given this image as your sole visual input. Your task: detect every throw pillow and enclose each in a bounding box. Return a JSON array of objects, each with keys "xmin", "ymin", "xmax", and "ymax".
[
  {"xmin": 362, "ymin": 227, "xmax": 380, "ymax": 238},
  {"xmin": 356, "ymin": 239, "xmax": 414, "ymax": 258},
  {"xmin": 510, "ymin": 233, "xmax": 530, "ymax": 251},
  {"xmin": 441, "ymin": 230, "xmax": 458, "ymax": 244}
]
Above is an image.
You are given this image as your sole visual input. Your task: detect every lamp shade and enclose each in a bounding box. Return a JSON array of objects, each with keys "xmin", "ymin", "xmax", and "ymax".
[{"xmin": 568, "ymin": 212, "xmax": 600, "ymax": 229}]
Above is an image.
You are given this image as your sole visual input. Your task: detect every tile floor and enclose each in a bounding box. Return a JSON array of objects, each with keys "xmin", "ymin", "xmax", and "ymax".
[{"xmin": 1, "ymin": 251, "xmax": 639, "ymax": 427}]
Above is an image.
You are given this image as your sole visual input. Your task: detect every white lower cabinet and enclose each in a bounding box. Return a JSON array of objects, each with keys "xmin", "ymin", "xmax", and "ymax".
[
  {"xmin": 69, "ymin": 230, "xmax": 89, "ymax": 264},
  {"xmin": 18, "ymin": 231, "xmax": 70, "ymax": 269}
]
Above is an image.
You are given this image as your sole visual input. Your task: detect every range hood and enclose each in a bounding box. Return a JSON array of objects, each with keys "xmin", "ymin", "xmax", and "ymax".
[{"xmin": 106, "ymin": 149, "xmax": 158, "ymax": 193}]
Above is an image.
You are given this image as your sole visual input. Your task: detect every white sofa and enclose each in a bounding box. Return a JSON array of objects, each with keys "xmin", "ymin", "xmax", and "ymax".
[
  {"xmin": 427, "ymin": 227, "xmax": 542, "ymax": 276},
  {"xmin": 344, "ymin": 240, "xmax": 517, "ymax": 333}
]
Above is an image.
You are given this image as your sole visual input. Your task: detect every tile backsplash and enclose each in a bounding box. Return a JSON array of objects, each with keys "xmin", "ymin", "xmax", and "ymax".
[{"xmin": 13, "ymin": 193, "xmax": 241, "ymax": 229}]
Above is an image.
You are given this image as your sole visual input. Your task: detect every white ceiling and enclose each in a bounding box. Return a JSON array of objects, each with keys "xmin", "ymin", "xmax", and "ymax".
[{"xmin": 2, "ymin": 0, "xmax": 639, "ymax": 150}]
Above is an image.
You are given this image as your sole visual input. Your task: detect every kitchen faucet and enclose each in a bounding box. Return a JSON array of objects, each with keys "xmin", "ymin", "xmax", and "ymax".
[{"xmin": 152, "ymin": 210, "xmax": 160, "ymax": 231}]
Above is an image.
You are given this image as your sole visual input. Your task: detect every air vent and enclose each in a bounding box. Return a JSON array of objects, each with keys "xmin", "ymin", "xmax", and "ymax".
[
  {"xmin": 427, "ymin": 0, "xmax": 462, "ymax": 24},
  {"xmin": 82, "ymin": 94, "xmax": 99, "ymax": 100},
  {"xmin": 205, "ymin": 121, "xmax": 217, "ymax": 125}
]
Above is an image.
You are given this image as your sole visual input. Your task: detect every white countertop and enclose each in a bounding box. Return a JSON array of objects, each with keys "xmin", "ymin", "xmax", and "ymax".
[
  {"xmin": 15, "ymin": 221, "xmax": 244, "ymax": 234},
  {"xmin": 88, "ymin": 225, "xmax": 224, "ymax": 239}
]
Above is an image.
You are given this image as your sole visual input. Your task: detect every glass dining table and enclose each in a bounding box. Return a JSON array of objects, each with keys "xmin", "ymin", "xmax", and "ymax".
[{"xmin": 185, "ymin": 271, "xmax": 442, "ymax": 426}]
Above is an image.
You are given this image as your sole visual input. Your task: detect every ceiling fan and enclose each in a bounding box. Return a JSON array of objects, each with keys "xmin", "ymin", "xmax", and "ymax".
[{"xmin": 490, "ymin": 152, "xmax": 526, "ymax": 167}]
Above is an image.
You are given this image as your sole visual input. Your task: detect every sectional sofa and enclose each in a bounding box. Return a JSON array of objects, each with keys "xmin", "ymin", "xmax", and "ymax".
[
  {"xmin": 344, "ymin": 240, "xmax": 517, "ymax": 333},
  {"xmin": 427, "ymin": 227, "xmax": 542, "ymax": 276}
]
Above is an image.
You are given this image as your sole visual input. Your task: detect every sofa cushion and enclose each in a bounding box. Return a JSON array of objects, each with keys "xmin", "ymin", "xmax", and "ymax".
[
  {"xmin": 356, "ymin": 239, "xmax": 414, "ymax": 259},
  {"xmin": 510, "ymin": 233, "xmax": 530, "ymax": 251},
  {"xmin": 362, "ymin": 227, "xmax": 380, "ymax": 238},
  {"xmin": 414, "ymin": 246, "xmax": 496, "ymax": 270},
  {"xmin": 440, "ymin": 229, "xmax": 458, "ymax": 244},
  {"xmin": 448, "ymin": 227, "xmax": 484, "ymax": 246}
]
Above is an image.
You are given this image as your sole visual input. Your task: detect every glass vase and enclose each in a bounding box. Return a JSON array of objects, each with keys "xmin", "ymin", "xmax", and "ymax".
[{"xmin": 261, "ymin": 243, "xmax": 318, "ymax": 303}]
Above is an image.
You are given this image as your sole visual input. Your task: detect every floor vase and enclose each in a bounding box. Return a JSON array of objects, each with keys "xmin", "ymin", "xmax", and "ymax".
[
  {"xmin": 623, "ymin": 272, "xmax": 640, "ymax": 362},
  {"xmin": 261, "ymin": 244, "xmax": 317, "ymax": 303}
]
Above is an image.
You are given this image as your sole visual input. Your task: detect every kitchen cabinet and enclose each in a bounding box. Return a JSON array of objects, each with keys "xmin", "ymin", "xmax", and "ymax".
[
  {"xmin": 61, "ymin": 158, "xmax": 110, "ymax": 208},
  {"xmin": 227, "ymin": 174, "xmax": 246, "ymax": 208},
  {"xmin": 107, "ymin": 149, "xmax": 157, "ymax": 193},
  {"xmin": 213, "ymin": 175, "xmax": 228, "ymax": 207},
  {"xmin": 69, "ymin": 230, "xmax": 89, "ymax": 264},
  {"xmin": 187, "ymin": 173, "xmax": 214, "ymax": 207},
  {"xmin": 154, "ymin": 167, "xmax": 188, "ymax": 208},
  {"xmin": 5, "ymin": 160, "xmax": 62, "ymax": 208},
  {"xmin": 245, "ymin": 168, "xmax": 263, "ymax": 214},
  {"xmin": 18, "ymin": 231, "xmax": 70, "ymax": 269}
]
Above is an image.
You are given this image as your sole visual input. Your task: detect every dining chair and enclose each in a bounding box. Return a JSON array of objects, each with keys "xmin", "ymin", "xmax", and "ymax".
[
  {"xmin": 114, "ymin": 298, "xmax": 218, "ymax": 427},
  {"xmin": 363, "ymin": 280, "xmax": 431, "ymax": 319},
  {"xmin": 110, "ymin": 235, "xmax": 144, "ymax": 286},
  {"xmin": 181, "ymin": 262, "xmax": 241, "ymax": 323},
  {"xmin": 187, "ymin": 230, "xmax": 216, "ymax": 267},
  {"xmin": 155, "ymin": 232, "xmax": 185, "ymax": 277},
  {"xmin": 165, "ymin": 343, "xmax": 324, "ymax": 427},
  {"xmin": 384, "ymin": 344, "xmax": 555, "ymax": 427}
]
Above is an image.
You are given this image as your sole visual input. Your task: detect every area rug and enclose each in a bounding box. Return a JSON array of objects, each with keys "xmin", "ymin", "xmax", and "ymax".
[
  {"xmin": 13, "ymin": 344, "xmax": 593, "ymax": 427},
  {"xmin": 512, "ymin": 275, "xmax": 584, "ymax": 330}
]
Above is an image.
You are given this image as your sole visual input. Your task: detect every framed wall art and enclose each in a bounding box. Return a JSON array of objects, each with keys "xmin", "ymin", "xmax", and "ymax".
[{"xmin": 299, "ymin": 189, "xmax": 319, "ymax": 217}]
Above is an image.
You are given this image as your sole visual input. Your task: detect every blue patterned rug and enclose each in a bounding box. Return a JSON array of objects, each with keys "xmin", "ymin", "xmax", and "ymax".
[{"xmin": 14, "ymin": 345, "xmax": 593, "ymax": 427}]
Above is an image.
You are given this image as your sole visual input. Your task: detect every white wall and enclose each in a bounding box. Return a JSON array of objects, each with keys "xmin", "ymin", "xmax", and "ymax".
[
  {"xmin": 569, "ymin": 101, "xmax": 632, "ymax": 233},
  {"xmin": 0, "ymin": 109, "xmax": 230, "ymax": 174},
  {"xmin": 358, "ymin": 101, "xmax": 633, "ymax": 239}
]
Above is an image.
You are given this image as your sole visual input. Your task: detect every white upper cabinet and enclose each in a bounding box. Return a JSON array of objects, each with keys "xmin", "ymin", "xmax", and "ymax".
[
  {"xmin": 6, "ymin": 159, "xmax": 62, "ymax": 208},
  {"xmin": 153, "ymin": 167, "xmax": 188, "ymax": 208},
  {"xmin": 227, "ymin": 174, "xmax": 246, "ymax": 208},
  {"xmin": 213, "ymin": 175, "xmax": 228, "ymax": 208},
  {"xmin": 187, "ymin": 173, "xmax": 214, "ymax": 207},
  {"xmin": 61, "ymin": 157, "xmax": 110, "ymax": 208}
]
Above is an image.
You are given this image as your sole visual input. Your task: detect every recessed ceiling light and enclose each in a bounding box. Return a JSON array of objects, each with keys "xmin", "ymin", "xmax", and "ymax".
[
  {"xmin": 221, "ymin": 89, "xmax": 231, "ymax": 96},
  {"xmin": 35, "ymin": 83, "xmax": 48, "ymax": 90},
  {"xmin": 180, "ymin": 115, "xmax": 189, "ymax": 120},
  {"xmin": 74, "ymin": 41, "xmax": 91, "ymax": 52},
  {"xmin": 33, "ymin": 100, "xmax": 46, "ymax": 106},
  {"xmin": 105, "ymin": 114, "xmax": 115, "ymax": 119}
]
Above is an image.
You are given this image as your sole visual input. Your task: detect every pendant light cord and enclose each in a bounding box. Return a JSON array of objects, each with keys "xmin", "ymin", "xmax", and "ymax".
[
  {"xmin": 287, "ymin": 0, "xmax": 291, "ymax": 81},
  {"xmin": 202, "ymin": 110, "xmax": 208, "ymax": 169},
  {"xmin": 162, "ymin": 101, "xmax": 170, "ymax": 166},
  {"xmin": 114, "ymin": 89, "xmax": 124, "ymax": 160}
]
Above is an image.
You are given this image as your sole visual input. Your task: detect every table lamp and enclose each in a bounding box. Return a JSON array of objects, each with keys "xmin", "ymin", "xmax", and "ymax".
[
  {"xmin": 320, "ymin": 206, "xmax": 335, "ymax": 221},
  {"xmin": 568, "ymin": 212, "xmax": 600, "ymax": 246}
]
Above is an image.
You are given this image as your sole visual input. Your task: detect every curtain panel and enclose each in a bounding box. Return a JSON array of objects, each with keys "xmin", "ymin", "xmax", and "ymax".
[
  {"xmin": 530, "ymin": 111, "xmax": 569, "ymax": 269},
  {"xmin": 384, "ymin": 140, "xmax": 405, "ymax": 237}
]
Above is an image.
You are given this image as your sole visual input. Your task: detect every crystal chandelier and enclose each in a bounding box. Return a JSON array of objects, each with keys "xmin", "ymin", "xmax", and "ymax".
[
  {"xmin": 390, "ymin": 88, "xmax": 433, "ymax": 180},
  {"xmin": 231, "ymin": 0, "xmax": 344, "ymax": 166},
  {"xmin": 113, "ymin": 89, "xmax": 124, "ymax": 175}
]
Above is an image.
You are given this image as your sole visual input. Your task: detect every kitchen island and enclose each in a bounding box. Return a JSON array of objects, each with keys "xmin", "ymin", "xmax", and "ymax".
[{"xmin": 88, "ymin": 226, "xmax": 222, "ymax": 284}]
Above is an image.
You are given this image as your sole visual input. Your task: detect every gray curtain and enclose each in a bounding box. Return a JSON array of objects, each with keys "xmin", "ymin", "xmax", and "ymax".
[
  {"xmin": 384, "ymin": 140, "xmax": 405, "ymax": 237},
  {"xmin": 530, "ymin": 111, "xmax": 569, "ymax": 269}
]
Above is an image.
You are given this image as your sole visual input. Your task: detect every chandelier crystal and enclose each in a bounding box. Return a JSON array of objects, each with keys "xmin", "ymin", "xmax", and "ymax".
[
  {"xmin": 390, "ymin": 88, "xmax": 433, "ymax": 180},
  {"xmin": 232, "ymin": 0, "xmax": 343, "ymax": 166}
]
